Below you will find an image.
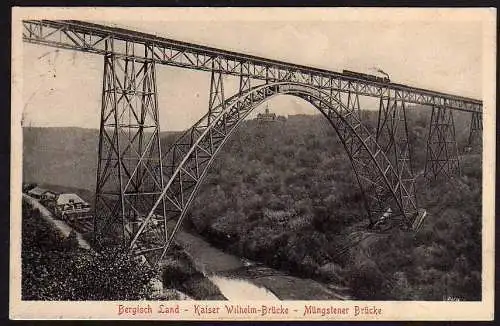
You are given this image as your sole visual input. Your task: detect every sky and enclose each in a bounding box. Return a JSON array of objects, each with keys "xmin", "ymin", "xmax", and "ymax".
[{"xmin": 21, "ymin": 9, "xmax": 487, "ymax": 131}]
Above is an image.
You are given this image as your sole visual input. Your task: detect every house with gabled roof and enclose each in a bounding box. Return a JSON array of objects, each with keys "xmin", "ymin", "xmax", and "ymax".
[
  {"xmin": 55, "ymin": 193, "xmax": 91, "ymax": 220},
  {"xmin": 27, "ymin": 186, "xmax": 49, "ymax": 199}
]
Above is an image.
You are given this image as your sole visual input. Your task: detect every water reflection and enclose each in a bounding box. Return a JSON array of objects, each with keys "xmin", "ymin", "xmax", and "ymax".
[{"xmin": 209, "ymin": 276, "xmax": 279, "ymax": 301}]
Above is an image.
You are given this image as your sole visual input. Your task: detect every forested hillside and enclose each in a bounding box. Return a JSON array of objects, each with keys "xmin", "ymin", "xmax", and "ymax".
[
  {"xmin": 22, "ymin": 106, "xmax": 482, "ymax": 301},
  {"xmin": 184, "ymin": 109, "xmax": 482, "ymax": 301},
  {"xmin": 23, "ymin": 127, "xmax": 98, "ymax": 191},
  {"xmin": 22, "ymin": 127, "xmax": 179, "ymax": 191}
]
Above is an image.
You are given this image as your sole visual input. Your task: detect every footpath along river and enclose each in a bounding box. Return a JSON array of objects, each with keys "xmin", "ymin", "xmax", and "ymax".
[
  {"xmin": 172, "ymin": 225, "xmax": 351, "ymax": 300},
  {"xmin": 22, "ymin": 194, "xmax": 91, "ymax": 250},
  {"xmin": 22, "ymin": 194, "xmax": 349, "ymax": 300}
]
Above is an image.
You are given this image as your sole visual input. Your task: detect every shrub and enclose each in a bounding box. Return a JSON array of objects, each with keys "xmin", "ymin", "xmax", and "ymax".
[{"xmin": 22, "ymin": 200, "xmax": 155, "ymax": 300}]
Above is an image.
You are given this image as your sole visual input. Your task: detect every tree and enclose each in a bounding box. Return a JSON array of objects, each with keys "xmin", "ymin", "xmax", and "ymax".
[{"xmin": 22, "ymin": 201, "xmax": 155, "ymax": 300}]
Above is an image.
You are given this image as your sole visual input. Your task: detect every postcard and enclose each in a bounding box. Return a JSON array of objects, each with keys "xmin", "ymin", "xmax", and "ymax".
[{"xmin": 10, "ymin": 7, "xmax": 496, "ymax": 320}]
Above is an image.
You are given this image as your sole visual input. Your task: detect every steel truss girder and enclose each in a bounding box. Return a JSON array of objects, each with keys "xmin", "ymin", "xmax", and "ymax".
[
  {"xmin": 424, "ymin": 106, "xmax": 461, "ymax": 179},
  {"xmin": 239, "ymin": 61, "xmax": 252, "ymax": 93},
  {"xmin": 22, "ymin": 19, "xmax": 482, "ymax": 113},
  {"xmin": 327, "ymin": 90, "xmax": 377, "ymax": 225},
  {"xmin": 129, "ymin": 82, "xmax": 419, "ymax": 266},
  {"xmin": 94, "ymin": 41, "xmax": 167, "ymax": 251}
]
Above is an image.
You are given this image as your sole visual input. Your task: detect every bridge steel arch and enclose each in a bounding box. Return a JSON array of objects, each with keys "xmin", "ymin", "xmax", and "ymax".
[
  {"xmin": 128, "ymin": 82, "xmax": 419, "ymax": 266},
  {"xmin": 19, "ymin": 19, "xmax": 483, "ymax": 267}
]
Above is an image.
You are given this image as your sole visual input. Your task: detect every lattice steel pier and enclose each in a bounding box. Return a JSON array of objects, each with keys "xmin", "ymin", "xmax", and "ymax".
[
  {"xmin": 94, "ymin": 40, "xmax": 167, "ymax": 255},
  {"xmin": 424, "ymin": 106, "xmax": 461, "ymax": 179},
  {"xmin": 21, "ymin": 19, "xmax": 483, "ymax": 265}
]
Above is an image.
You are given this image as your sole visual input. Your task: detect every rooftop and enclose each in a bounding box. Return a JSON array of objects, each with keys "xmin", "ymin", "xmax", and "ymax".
[
  {"xmin": 56, "ymin": 193, "xmax": 87, "ymax": 206},
  {"xmin": 27, "ymin": 186, "xmax": 49, "ymax": 196}
]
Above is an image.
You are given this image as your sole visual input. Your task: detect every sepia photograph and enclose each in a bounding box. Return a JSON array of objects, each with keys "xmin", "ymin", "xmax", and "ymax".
[{"xmin": 10, "ymin": 7, "xmax": 495, "ymax": 320}]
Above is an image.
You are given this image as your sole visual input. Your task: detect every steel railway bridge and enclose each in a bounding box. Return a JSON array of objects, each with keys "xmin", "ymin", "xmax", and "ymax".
[{"xmin": 23, "ymin": 20, "xmax": 483, "ymax": 266}]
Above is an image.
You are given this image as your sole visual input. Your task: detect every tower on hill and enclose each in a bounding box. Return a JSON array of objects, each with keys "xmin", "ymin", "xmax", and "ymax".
[{"xmin": 256, "ymin": 104, "xmax": 285, "ymax": 122}]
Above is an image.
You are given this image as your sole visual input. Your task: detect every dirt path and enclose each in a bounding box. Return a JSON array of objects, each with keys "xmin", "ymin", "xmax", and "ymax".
[
  {"xmin": 22, "ymin": 194, "xmax": 92, "ymax": 250},
  {"xmin": 22, "ymin": 194, "xmax": 350, "ymax": 300}
]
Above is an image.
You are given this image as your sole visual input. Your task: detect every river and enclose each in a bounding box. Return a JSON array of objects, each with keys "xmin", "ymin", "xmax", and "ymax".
[
  {"xmin": 173, "ymin": 225, "xmax": 351, "ymax": 300},
  {"xmin": 23, "ymin": 194, "xmax": 350, "ymax": 300}
]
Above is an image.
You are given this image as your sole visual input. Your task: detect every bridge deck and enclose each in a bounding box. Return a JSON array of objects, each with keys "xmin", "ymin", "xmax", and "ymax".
[{"xmin": 22, "ymin": 19, "xmax": 482, "ymax": 112}]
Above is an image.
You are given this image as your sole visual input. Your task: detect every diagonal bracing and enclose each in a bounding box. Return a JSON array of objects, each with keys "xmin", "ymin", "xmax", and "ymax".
[
  {"xmin": 129, "ymin": 82, "xmax": 419, "ymax": 266},
  {"xmin": 424, "ymin": 106, "xmax": 461, "ymax": 179},
  {"xmin": 94, "ymin": 39, "xmax": 167, "ymax": 253}
]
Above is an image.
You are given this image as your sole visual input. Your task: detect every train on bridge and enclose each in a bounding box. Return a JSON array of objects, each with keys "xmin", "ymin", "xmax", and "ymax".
[{"xmin": 342, "ymin": 70, "xmax": 391, "ymax": 84}]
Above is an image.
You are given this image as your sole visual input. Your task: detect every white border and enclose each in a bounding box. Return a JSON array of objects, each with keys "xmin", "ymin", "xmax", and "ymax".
[{"xmin": 10, "ymin": 7, "xmax": 496, "ymax": 320}]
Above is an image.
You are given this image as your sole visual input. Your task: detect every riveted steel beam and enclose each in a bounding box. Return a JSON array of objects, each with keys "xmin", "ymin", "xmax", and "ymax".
[
  {"xmin": 22, "ymin": 19, "xmax": 482, "ymax": 113},
  {"xmin": 376, "ymin": 89, "xmax": 417, "ymax": 225},
  {"xmin": 424, "ymin": 106, "xmax": 461, "ymax": 179},
  {"xmin": 94, "ymin": 40, "xmax": 167, "ymax": 251},
  {"xmin": 128, "ymin": 82, "xmax": 419, "ymax": 266},
  {"xmin": 467, "ymin": 111, "xmax": 483, "ymax": 150}
]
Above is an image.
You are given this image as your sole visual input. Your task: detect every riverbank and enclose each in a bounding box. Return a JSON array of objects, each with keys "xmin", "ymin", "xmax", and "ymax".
[
  {"xmin": 21, "ymin": 194, "xmax": 350, "ymax": 300},
  {"xmin": 160, "ymin": 244, "xmax": 226, "ymax": 300},
  {"xmin": 20, "ymin": 196, "xmax": 223, "ymax": 300},
  {"xmin": 173, "ymin": 224, "xmax": 351, "ymax": 300}
]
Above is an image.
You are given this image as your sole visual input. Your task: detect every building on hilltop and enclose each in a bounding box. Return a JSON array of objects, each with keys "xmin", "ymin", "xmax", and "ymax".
[{"xmin": 255, "ymin": 104, "xmax": 286, "ymax": 122}]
